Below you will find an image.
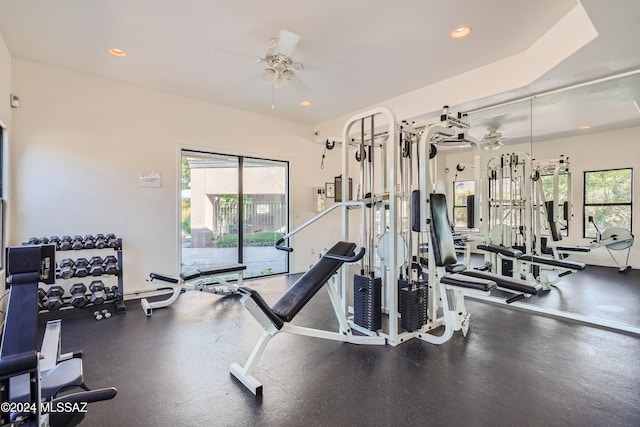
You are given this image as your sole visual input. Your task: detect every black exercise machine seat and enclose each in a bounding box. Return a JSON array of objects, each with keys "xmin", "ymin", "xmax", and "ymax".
[
  {"xmin": 429, "ymin": 193, "xmax": 496, "ymax": 292},
  {"xmin": 238, "ymin": 241, "xmax": 361, "ymax": 329},
  {"xmin": 518, "ymin": 254, "xmax": 586, "ymax": 271},
  {"xmin": 478, "ymin": 241, "xmax": 586, "ymax": 271},
  {"xmin": 430, "ymin": 193, "xmax": 541, "ymax": 296},
  {"xmin": 476, "ymin": 244, "xmax": 524, "ymax": 259},
  {"xmin": 556, "ymin": 245, "xmax": 590, "ymax": 253}
]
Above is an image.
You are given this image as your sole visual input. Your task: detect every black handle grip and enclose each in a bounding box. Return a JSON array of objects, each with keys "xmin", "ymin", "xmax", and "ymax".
[
  {"xmin": 275, "ymin": 238, "xmax": 293, "ymax": 252},
  {"xmin": 323, "ymin": 247, "xmax": 366, "ymax": 263},
  {"xmin": 506, "ymin": 294, "xmax": 525, "ymax": 304}
]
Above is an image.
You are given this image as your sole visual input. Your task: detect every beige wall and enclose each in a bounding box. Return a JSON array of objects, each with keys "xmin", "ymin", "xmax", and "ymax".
[{"xmin": 10, "ymin": 59, "xmax": 345, "ymax": 294}]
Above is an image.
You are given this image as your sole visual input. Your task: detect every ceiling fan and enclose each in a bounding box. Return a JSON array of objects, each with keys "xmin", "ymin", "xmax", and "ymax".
[
  {"xmin": 482, "ymin": 127, "xmax": 507, "ymax": 149},
  {"xmin": 258, "ymin": 30, "xmax": 303, "ymax": 88}
]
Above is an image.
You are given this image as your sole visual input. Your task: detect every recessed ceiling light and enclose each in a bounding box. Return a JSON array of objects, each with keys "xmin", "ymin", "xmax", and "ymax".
[
  {"xmin": 108, "ymin": 48, "xmax": 127, "ymax": 58},
  {"xmin": 579, "ymin": 124, "xmax": 592, "ymax": 130},
  {"xmin": 451, "ymin": 27, "xmax": 471, "ymax": 39},
  {"xmin": 300, "ymin": 100, "xmax": 312, "ymax": 107}
]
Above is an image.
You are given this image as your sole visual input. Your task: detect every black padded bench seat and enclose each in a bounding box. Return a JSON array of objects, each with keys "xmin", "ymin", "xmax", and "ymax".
[
  {"xmin": 180, "ymin": 263, "xmax": 246, "ymax": 281},
  {"xmin": 519, "ymin": 255, "xmax": 586, "ymax": 271},
  {"xmin": 239, "ymin": 241, "xmax": 358, "ymax": 328},
  {"xmin": 477, "ymin": 244, "xmax": 523, "ymax": 258},
  {"xmin": 461, "ymin": 269, "xmax": 543, "ymax": 295},
  {"xmin": 556, "ymin": 245, "xmax": 590, "ymax": 253},
  {"xmin": 440, "ymin": 274, "xmax": 497, "ymax": 291}
]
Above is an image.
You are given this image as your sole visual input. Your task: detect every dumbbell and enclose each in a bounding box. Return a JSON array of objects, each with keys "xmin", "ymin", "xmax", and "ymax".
[
  {"xmin": 27, "ymin": 237, "xmax": 40, "ymax": 245},
  {"xmin": 94, "ymin": 233, "xmax": 106, "ymax": 249},
  {"xmin": 83, "ymin": 234, "xmax": 96, "ymax": 249},
  {"xmin": 38, "ymin": 237, "xmax": 49, "ymax": 245},
  {"xmin": 75, "ymin": 258, "xmax": 90, "ymax": 277},
  {"xmin": 37, "ymin": 288, "xmax": 47, "ymax": 310},
  {"xmin": 94, "ymin": 309, "xmax": 111, "ymax": 320},
  {"xmin": 103, "ymin": 255, "xmax": 120, "ymax": 275},
  {"xmin": 58, "ymin": 258, "xmax": 76, "ymax": 279},
  {"xmin": 59, "ymin": 236, "xmax": 73, "ymax": 251},
  {"xmin": 89, "ymin": 256, "xmax": 105, "ymax": 276},
  {"xmin": 89, "ymin": 280, "xmax": 106, "ymax": 305},
  {"xmin": 49, "ymin": 236, "xmax": 61, "ymax": 248},
  {"xmin": 44, "ymin": 286, "xmax": 65, "ymax": 311},
  {"xmin": 71, "ymin": 235, "xmax": 84, "ymax": 250},
  {"xmin": 106, "ymin": 233, "xmax": 119, "ymax": 249},
  {"xmin": 69, "ymin": 283, "xmax": 88, "ymax": 307}
]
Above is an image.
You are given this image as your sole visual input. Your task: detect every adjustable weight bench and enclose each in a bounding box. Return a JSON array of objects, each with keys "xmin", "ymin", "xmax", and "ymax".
[
  {"xmin": 141, "ymin": 263, "xmax": 245, "ymax": 316},
  {"xmin": 230, "ymin": 241, "xmax": 384, "ymax": 395}
]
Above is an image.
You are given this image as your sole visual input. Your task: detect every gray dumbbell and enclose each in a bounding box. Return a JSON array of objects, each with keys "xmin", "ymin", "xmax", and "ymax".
[
  {"xmin": 44, "ymin": 286, "xmax": 65, "ymax": 311},
  {"xmin": 89, "ymin": 280, "xmax": 106, "ymax": 305},
  {"xmin": 75, "ymin": 258, "xmax": 89, "ymax": 277},
  {"xmin": 103, "ymin": 255, "xmax": 119, "ymax": 275},
  {"xmin": 69, "ymin": 283, "xmax": 88, "ymax": 307},
  {"xmin": 58, "ymin": 258, "xmax": 76, "ymax": 279},
  {"xmin": 89, "ymin": 256, "xmax": 105, "ymax": 276},
  {"xmin": 93, "ymin": 310, "xmax": 103, "ymax": 321}
]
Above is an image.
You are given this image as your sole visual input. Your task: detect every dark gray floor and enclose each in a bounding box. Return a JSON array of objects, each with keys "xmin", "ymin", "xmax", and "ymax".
[{"xmin": 40, "ymin": 265, "xmax": 640, "ymax": 426}]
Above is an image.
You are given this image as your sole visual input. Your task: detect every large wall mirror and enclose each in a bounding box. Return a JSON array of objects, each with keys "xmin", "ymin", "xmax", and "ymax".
[{"xmin": 447, "ymin": 71, "xmax": 640, "ymax": 330}]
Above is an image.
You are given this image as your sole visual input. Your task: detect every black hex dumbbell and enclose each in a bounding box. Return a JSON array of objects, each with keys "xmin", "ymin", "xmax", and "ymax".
[
  {"xmin": 37, "ymin": 287, "xmax": 47, "ymax": 310},
  {"xmin": 103, "ymin": 255, "xmax": 120, "ymax": 275},
  {"xmin": 89, "ymin": 256, "xmax": 104, "ymax": 276},
  {"xmin": 94, "ymin": 233, "xmax": 106, "ymax": 249},
  {"xmin": 58, "ymin": 258, "xmax": 76, "ymax": 279},
  {"xmin": 59, "ymin": 236, "xmax": 73, "ymax": 251},
  {"xmin": 83, "ymin": 234, "xmax": 96, "ymax": 249},
  {"xmin": 44, "ymin": 286, "xmax": 65, "ymax": 311},
  {"xmin": 106, "ymin": 233, "xmax": 119, "ymax": 249},
  {"xmin": 49, "ymin": 236, "xmax": 61, "ymax": 249},
  {"xmin": 75, "ymin": 258, "xmax": 90, "ymax": 277},
  {"xmin": 71, "ymin": 235, "xmax": 84, "ymax": 250},
  {"xmin": 27, "ymin": 237, "xmax": 40, "ymax": 245},
  {"xmin": 38, "ymin": 237, "xmax": 49, "ymax": 245},
  {"xmin": 69, "ymin": 283, "xmax": 88, "ymax": 307},
  {"xmin": 89, "ymin": 280, "xmax": 106, "ymax": 305}
]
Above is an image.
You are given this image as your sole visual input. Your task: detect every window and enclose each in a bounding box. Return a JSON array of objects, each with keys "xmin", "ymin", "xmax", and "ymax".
[
  {"xmin": 181, "ymin": 150, "xmax": 289, "ymax": 278},
  {"xmin": 540, "ymin": 173, "xmax": 569, "ymax": 236},
  {"xmin": 583, "ymin": 168, "xmax": 632, "ymax": 238},
  {"xmin": 453, "ymin": 181, "xmax": 475, "ymax": 228}
]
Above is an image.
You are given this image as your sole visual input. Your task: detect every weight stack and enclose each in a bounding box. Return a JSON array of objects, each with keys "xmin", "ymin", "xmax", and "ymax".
[
  {"xmin": 353, "ymin": 274, "xmax": 382, "ymax": 331},
  {"xmin": 399, "ymin": 280, "xmax": 428, "ymax": 332}
]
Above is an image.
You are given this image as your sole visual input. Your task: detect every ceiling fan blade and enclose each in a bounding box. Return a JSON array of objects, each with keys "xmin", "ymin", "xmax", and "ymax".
[
  {"xmin": 276, "ymin": 30, "xmax": 300, "ymax": 56},
  {"xmin": 214, "ymin": 47, "xmax": 266, "ymax": 63},
  {"xmin": 289, "ymin": 74, "xmax": 310, "ymax": 95}
]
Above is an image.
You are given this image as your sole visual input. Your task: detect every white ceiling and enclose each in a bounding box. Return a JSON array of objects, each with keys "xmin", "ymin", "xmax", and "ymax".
[{"xmin": 1, "ymin": 0, "xmax": 640, "ymax": 131}]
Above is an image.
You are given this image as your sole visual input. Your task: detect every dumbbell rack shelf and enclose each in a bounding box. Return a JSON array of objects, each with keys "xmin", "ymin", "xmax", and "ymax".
[{"xmin": 26, "ymin": 234, "xmax": 127, "ymax": 314}]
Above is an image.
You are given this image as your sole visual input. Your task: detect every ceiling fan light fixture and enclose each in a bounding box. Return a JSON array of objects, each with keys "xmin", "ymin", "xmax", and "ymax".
[
  {"xmin": 262, "ymin": 68, "xmax": 276, "ymax": 82},
  {"xmin": 451, "ymin": 27, "xmax": 471, "ymax": 39},
  {"xmin": 282, "ymin": 69, "xmax": 294, "ymax": 81}
]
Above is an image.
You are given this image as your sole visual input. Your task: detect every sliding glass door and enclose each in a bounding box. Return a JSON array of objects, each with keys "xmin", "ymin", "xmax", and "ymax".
[{"xmin": 181, "ymin": 150, "xmax": 288, "ymax": 278}]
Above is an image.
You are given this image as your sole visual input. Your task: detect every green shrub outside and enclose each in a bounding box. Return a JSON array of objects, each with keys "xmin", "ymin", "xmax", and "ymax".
[{"xmin": 216, "ymin": 231, "xmax": 283, "ymax": 248}]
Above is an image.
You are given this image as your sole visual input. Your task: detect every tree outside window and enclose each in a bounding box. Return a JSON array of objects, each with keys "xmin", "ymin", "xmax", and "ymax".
[{"xmin": 583, "ymin": 168, "xmax": 632, "ymax": 238}]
